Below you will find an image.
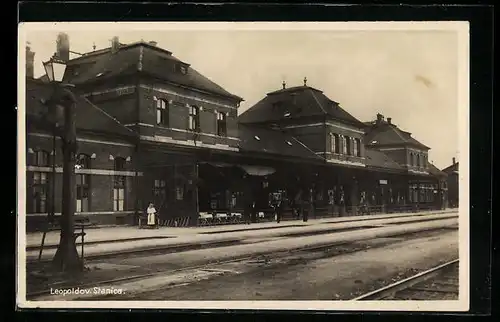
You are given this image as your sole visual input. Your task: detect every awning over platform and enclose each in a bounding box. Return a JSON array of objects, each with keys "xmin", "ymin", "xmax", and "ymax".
[
  {"xmin": 238, "ymin": 165, "xmax": 276, "ymax": 176},
  {"xmin": 201, "ymin": 162, "xmax": 276, "ymax": 176},
  {"xmin": 201, "ymin": 162, "xmax": 234, "ymax": 168}
]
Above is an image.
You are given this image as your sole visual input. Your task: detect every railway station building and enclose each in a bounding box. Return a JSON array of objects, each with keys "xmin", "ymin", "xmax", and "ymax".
[{"xmin": 24, "ymin": 34, "xmax": 448, "ymax": 231}]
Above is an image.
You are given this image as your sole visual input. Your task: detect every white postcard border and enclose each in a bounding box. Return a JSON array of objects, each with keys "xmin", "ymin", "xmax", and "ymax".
[{"xmin": 17, "ymin": 21, "xmax": 470, "ymax": 312}]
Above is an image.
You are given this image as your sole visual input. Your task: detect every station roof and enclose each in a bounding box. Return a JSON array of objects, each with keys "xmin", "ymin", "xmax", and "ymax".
[
  {"xmin": 239, "ymin": 85, "xmax": 365, "ymax": 128},
  {"xmin": 63, "ymin": 41, "xmax": 243, "ymax": 102},
  {"xmin": 429, "ymin": 162, "xmax": 448, "ymax": 177},
  {"xmin": 364, "ymin": 148, "xmax": 405, "ymax": 171},
  {"xmin": 238, "ymin": 123, "xmax": 324, "ymax": 162},
  {"xmin": 442, "ymin": 161, "xmax": 459, "ymax": 174},
  {"xmin": 364, "ymin": 117, "xmax": 430, "ymax": 150},
  {"xmin": 25, "ymin": 78, "xmax": 135, "ymax": 138}
]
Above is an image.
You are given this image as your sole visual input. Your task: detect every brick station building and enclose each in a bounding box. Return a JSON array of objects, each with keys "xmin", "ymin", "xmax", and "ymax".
[
  {"xmin": 442, "ymin": 158, "xmax": 459, "ymax": 208},
  {"xmin": 24, "ymin": 34, "xmax": 448, "ymax": 231}
]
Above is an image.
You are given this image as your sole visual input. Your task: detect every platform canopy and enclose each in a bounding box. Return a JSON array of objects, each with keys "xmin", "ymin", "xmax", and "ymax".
[{"xmin": 238, "ymin": 165, "xmax": 276, "ymax": 176}]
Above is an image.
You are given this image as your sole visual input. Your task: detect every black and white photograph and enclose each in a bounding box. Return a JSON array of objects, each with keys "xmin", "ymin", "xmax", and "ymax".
[{"xmin": 17, "ymin": 21, "xmax": 469, "ymax": 311}]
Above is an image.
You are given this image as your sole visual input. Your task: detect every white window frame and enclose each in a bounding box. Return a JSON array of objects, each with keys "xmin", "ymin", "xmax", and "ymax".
[
  {"xmin": 217, "ymin": 111, "xmax": 227, "ymax": 137},
  {"xmin": 188, "ymin": 105, "xmax": 200, "ymax": 131},
  {"xmin": 76, "ymin": 174, "xmax": 90, "ymax": 212},
  {"xmin": 342, "ymin": 135, "xmax": 348, "ymax": 155},
  {"xmin": 156, "ymin": 99, "xmax": 168, "ymax": 126}
]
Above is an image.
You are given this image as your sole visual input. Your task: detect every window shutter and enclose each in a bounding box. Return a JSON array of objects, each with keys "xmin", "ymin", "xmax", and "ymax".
[
  {"xmin": 226, "ymin": 116, "xmax": 238, "ymax": 138},
  {"xmin": 200, "ymin": 109, "xmax": 216, "ymax": 134}
]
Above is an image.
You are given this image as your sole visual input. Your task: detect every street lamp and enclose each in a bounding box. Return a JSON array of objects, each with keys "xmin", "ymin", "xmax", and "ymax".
[
  {"xmin": 42, "ymin": 57, "xmax": 82, "ymax": 272},
  {"xmin": 43, "ymin": 57, "xmax": 67, "ymax": 83},
  {"xmin": 43, "ymin": 58, "xmax": 65, "ymax": 226}
]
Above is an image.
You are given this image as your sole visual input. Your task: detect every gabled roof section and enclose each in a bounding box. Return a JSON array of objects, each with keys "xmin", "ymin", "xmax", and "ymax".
[
  {"xmin": 238, "ymin": 123, "xmax": 324, "ymax": 162},
  {"xmin": 429, "ymin": 163, "xmax": 448, "ymax": 177},
  {"xmin": 364, "ymin": 148, "xmax": 404, "ymax": 171},
  {"xmin": 364, "ymin": 116, "xmax": 430, "ymax": 150},
  {"xmin": 63, "ymin": 42, "xmax": 243, "ymax": 102},
  {"xmin": 238, "ymin": 85, "xmax": 365, "ymax": 127},
  {"xmin": 442, "ymin": 162, "xmax": 459, "ymax": 174},
  {"xmin": 25, "ymin": 79, "xmax": 135, "ymax": 138}
]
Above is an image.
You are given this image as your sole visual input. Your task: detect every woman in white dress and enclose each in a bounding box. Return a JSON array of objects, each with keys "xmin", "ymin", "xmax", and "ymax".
[{"xmin": 147, "ymin": 203, "xmax": 157, "ymax": 228}]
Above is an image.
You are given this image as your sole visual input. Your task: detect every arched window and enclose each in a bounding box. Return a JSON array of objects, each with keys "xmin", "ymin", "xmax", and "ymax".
[
  {"xmin": 188, "ymin": 105, "xmax": 200, "ymax": 131},
  {"xmin": 156, "ymin": 99, "xmax": 169, "ymax": 126},
  {"xmin": 113, "ymin": 157, "xmax": 126, "ymax": 211}
]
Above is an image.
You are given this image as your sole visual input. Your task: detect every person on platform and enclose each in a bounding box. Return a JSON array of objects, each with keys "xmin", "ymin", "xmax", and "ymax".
[
  {"xmin": 147, "ymin": 202, "xmax": 157, "ymax": 228},
  {"xmin": 302, "ymin": 190, "xmax": 309, "ymax": 222},
  {"xmin": 241, "ymin": 189, "xmax": 251, "ymax": 225},
  {"xmin": 271, "ymin": 192, "xmax": 284, "ymax": 223}
]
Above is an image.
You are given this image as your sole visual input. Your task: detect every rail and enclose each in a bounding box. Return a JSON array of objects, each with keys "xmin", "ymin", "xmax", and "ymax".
[{"xmin": 352, "ymin": 259, "xmax": 459, "ymax": 300}]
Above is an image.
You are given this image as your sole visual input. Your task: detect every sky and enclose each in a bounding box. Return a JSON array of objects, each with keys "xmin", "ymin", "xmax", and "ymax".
[{"xmin": 22, "ymin": 23, "xmax": 464, "ymax": 170}]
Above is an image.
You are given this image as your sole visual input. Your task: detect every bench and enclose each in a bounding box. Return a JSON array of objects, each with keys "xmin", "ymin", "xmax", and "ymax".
[
  {"xmin": 138, "ymin": 213, "xmax": 160, "ymax": 229},
  {"xmin": 214, "ymin": 213, "xmax": 229, "ymax": 225},
  {"xmin": 198, "ymin": 212, "xmax": 213, "ymax": 226}
]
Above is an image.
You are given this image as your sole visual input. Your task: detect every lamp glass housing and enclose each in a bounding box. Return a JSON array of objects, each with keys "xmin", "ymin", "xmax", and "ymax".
[{"xmin": 43, "ymin": 58, "xmax": 67, "ymax": 82}]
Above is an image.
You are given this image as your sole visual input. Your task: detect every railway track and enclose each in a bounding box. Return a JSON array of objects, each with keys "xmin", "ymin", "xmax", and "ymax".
[
  {"xmin": 353, "ymin": 259, "xmax": 459, "ymax": 300},
  {"xmin": 27, "ymin": 227, "xmax": 457, "ymax": 300},
  {"xmin": 28, "ymin": 214, "xmax": 458, "ymax": 265}
]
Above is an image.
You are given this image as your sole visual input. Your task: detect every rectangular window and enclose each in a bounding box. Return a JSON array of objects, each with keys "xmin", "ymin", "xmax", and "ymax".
[
  {"xmin": 156, "ymin": 99, "xmax": 169, "ymax": 126},
  {"xmin": 32, "ymin": 172, "xmax": 49, "ymax": 213},
  {"xmin": 35, "ymin": 151, "xmax": 49, "ymax": 166},
  {"xmin": 113, "ymin": 176, "xmax": 126, "ymax": 211},
  {"xmin": 76, "ymin": 174, "xmax": 90, "ymax": 212},
  {"xmin": 354, "ymin": 138, "xmax": 361, "ymax": 157},
  {"xmin": 175, "ymin": 186, "xmax": 184, "ymax": 201},
  {"xmin": 188, "ymin": 105, "xmax": 200, "ymax": 131},
  {"xmin": 330, "ymin": 133, "xmax": 340, "ymax": 154},
  {"xmin": 217, "ymin": 111, "xmax": 227, "ymax": 137},
  {"xmin": 346, "ymin": 136, "xmax": 352, "ymax": 155},
  {"xmin": 153, "ymin": 179, "xmax": 167, "ymax": 197}
]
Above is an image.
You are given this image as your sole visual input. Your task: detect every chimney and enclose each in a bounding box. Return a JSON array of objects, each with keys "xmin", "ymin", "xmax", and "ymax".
[
  {"xmin": 387, "ymin": 117, "xmax": 392, "ymax": 124},
  {"xmin": 111, "ymin": 36, "xmax": 120, "ymax": 53},
  {"xmin": 26, "ymin": 44, "xmax": 35, "ymax": 79},
  {"xmin": 56, "ymin": 32, "xmax": 70, "ymax": 62},
  {"xmin": 282, "ymin": 81, "xmax": 286, "ymax": 89},
  {"xmin": 376, "ymin": 113, "xmax": 384, "ymax": 123},
  {"xmin": 452, "ymin": 157, "xmax": 456, "ymax": 165},
  {"xmin": 149, "ymin": 41, "xmax": 157, "ymax": 47}
]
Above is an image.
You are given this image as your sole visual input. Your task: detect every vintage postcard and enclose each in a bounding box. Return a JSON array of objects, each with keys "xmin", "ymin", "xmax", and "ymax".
[{"xmin": 17, "ymin": 21, "xmax": 469, "ymax": 311}]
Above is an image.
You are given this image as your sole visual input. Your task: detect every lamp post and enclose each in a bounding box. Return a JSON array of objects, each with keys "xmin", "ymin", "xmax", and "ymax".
[{"xmin": 43, "ymin": 57, "xmax": 82, "ymax": 272}]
